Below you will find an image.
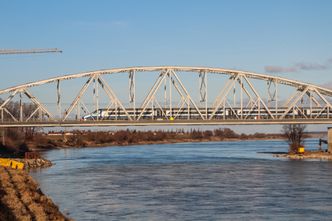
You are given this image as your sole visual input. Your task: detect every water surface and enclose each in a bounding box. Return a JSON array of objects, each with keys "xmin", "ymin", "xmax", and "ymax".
[{"xmin": 30, "ymin": 139, "xmax": 332, "ymax": 221}]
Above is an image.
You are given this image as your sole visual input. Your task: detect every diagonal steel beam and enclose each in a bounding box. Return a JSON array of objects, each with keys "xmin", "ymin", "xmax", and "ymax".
[
  {"xmin": 26, "ymin": 106, "xmax": 40, "ymax": 122},
  {"xmin": 0, "ymin": 90, "xmax": 18, "ymax": 109},
  {"xmin": 137, "ymin": 70, "xmax": 169, "ymax": 120},
  {"xmin": 171, "ymin": 81, "xmax": 190, "ymax": 119},
  {"xmin": 170, "ymin": 70, "xmax": 205, "ymax": 120},
  {"xmin": 314, "ymin": 88, "xmax": 332, "ymax": 108},
  {"xmin": 294, "ymin": 105, "xmax": 308, "ymax": 119},
  {"xmin": 141, "ymin": 70, "xmax": 168, "ymax": 109},
  {"xmin": 314, "ymin": 106, "xmax": 327, "ymax": 119},
  {"xmin": 98, "ymin": 76, "xmax": 133, "ymax": 121},
  {"xmin": 153, "ymin": 98, "xmax": 168, "ymax": 119},
  {"xmin": 283, "ymin": 89, "xmax": 303, "ymax": 107},
  {"xmin": 23, "ymin": 89, "xmax": 54, "ymax": 120},
  {"xmin": 3, "ymin": 108, "xmax": 18, "ymax": 122},
  {"xmin": 280, "ymin": 86, "xmax": 309, "ymax": 119},
  {"xmin": 306, "ymin": 91, "xmax": 321, "ymax": 107},
  {"xmin": 212, "ymin": 76, "xmax": 237, "ymax": 108},
  {"xmin": 243, "ymin": 75, "xmax": 275, "ymax": 119},
  {"xmin": 63, "ymin": 77, "xmax": 94, "ymax": 121},
  {"xmin": 209, "ymin": 74, "xmax": 240, "ymax": 120},
  {"xmin": 173, "ymin": 97, "xmax": 186, "ymax": 119},
  {"xmin": 244, "ymin": 98, "xmax": 260, "ymax": 120},
  {"xmin": 225, "ymin": 99, "xmax": 240, "ymax": 119}
]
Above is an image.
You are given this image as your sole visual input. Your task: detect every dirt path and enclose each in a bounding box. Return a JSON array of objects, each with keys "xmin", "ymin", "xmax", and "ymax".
[{"xmin": 0, "ymin": 167, "xmax": 71, "ymax": 221}]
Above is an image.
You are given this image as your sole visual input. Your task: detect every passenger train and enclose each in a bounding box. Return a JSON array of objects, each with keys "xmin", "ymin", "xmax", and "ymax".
[{"xmin": 82, "ymin": 107, "xmax": 331, "ymax": 121}]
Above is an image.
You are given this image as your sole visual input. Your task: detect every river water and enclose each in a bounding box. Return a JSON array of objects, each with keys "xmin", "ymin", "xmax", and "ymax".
[{"xmin": 30, "ymin": 139, "xmax": 332, "ymax": 221}]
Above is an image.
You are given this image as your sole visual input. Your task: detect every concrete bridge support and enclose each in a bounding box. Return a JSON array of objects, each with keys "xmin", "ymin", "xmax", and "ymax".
[{"xmin": 328, "ymin": 127, "xmax": 332, "ymax": 153}]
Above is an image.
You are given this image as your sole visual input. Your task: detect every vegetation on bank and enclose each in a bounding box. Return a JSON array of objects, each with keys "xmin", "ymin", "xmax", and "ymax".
[
  {"xmin": 279, "ymin": 124, "xmax": 332, "ymax": 160},
  {"xmin": 282, "ymin": 124, "xmax": 307, "ymax": 153},
  {"xmin": 61, "ymin": 128, "xmax": 284, "ymax": 147},
  {"xmin": 0, "ymin": 127, "xmax": 285, "ymax": 157}
]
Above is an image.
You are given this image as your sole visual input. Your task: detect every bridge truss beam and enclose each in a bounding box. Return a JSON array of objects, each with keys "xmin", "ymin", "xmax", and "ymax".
[{"xmin": 0, "ymin": 66, "xmax": 331, "ymax": 127}]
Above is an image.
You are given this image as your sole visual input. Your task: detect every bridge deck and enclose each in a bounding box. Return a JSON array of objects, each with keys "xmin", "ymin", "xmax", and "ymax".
[{"xmin": 0, "ymin": 119, "xmax": 332, "ymax": 128}]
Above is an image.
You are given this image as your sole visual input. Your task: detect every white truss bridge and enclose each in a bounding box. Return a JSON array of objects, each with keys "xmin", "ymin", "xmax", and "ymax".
[{"xmin": 0, "ymin": 66, "xmax": 332, "ymax": 127}]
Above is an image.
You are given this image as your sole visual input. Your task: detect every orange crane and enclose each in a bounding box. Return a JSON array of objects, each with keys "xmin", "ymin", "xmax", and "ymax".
[{"xmin": 0, "ymin": 48, "xmax": 62, "ymax": 55}]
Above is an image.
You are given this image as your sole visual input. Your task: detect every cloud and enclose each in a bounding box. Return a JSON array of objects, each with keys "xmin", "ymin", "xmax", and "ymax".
[
  {"xmin": 265, "ymin": 58, "xmax": 332, "ymax": 73},
  {"xmin": 295, "ymin": 62, "xmax": 328, "ymax": 71},
  {"xmin": 264, "ymin": 66, "xmax": 297, "ymax": 73}
]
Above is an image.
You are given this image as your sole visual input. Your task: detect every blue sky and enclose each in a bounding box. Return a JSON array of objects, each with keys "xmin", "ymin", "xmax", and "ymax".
[
  {"xmin": 1, "ymin": 0, "xmax": 332, "ymax": 133},
  {"xmin": 1, "ymin": 0, "xmax": 332, "ymax": 89}
]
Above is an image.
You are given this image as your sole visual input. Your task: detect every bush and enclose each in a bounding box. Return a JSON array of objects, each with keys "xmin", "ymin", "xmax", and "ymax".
[
  {"xmin": 190, "ymin": 129, "xmax": 203, "ymax": 139},
  {"xmin": 282, "ymin": 124, "xmax": 306, "ymax": 153},
  {"xmin": 203, "ymin": 130, "xmax": 213, "ymax": 139}
]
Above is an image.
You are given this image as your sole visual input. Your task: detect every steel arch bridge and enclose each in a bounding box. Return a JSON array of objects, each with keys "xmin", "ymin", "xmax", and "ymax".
[{"xmin": 0, "ymin": 66, "xmax": 332, "ymax": 128}]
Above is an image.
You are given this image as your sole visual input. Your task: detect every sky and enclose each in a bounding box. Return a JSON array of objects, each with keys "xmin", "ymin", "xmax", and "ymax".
[{"xmin": 0, "ymin": 0, "xmax": 332, "ymax": 133}]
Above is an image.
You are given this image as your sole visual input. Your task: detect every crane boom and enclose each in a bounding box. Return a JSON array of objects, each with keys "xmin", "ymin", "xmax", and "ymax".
[{"xmin": 0, "ymin": 48, "xmax": 62, "ymax": 55}]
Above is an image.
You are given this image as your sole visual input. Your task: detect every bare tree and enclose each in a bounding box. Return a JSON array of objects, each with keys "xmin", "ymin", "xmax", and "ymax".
[{"xmin": 282, "ymin": 124, "xmax": 306, "ymax": 153}]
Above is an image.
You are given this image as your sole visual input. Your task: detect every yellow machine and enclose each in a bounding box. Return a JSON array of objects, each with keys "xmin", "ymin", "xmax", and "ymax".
[
  {"xmin": 298, "ymin": 146, "xmax": 305, "ymax": 154},
  {"xmin": 0, "ymin": 158, "xmax": 25, "ymax": 170}
]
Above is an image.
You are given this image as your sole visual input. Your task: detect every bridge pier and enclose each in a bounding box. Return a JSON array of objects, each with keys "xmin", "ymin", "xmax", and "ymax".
[{"xmin": 328, "ymin": 127, "xmax": 332, "ymax": 153}]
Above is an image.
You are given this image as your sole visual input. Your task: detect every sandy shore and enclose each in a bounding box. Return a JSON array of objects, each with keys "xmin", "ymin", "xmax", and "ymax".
[{"xmin": 0, "ymin": 166, "xmax": 71, "ymax": 221}]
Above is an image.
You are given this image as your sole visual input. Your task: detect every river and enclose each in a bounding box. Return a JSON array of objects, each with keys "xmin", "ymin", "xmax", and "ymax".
[{"xmin": 30, "ymin": 139, "xmax": 332, "ymax": 221}]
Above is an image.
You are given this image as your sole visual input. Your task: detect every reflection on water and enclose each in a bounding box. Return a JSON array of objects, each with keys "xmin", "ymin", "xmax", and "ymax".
[{"xmin": 30, "ymin": 140, "xmax": 332, "ymax": 221}]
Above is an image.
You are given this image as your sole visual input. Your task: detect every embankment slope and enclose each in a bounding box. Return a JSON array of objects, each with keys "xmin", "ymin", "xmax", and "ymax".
[{"xmin": 0, "ymin": 166, "xmax": 71, "ymax": 221}]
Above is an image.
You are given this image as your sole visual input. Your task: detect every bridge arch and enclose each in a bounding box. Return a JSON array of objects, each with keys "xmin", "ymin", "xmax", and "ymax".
[{"xmin": 0, "ymin": 66, "xmax": 331, "ymax": 126}]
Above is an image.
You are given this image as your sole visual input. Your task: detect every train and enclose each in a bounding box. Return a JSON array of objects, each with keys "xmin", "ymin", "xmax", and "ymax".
[{"xmin": 81, "ymin": 107, "xmax": 332, "ymax": 121}]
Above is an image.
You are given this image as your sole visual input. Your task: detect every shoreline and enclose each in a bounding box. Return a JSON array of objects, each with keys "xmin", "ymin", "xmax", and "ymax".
[
  {"xmin": 274, "ymin": 151, "xmax": 332, "ymax": 160},
  {"xmin": 2, "ymin": 127, "xmax": 326, "ymax": 156},
  {"xmin": 0, "ymin": 166, "xmax": 71, "ymax": 221},
  {"xmin": 38, "ymin": 137, "xmax": 332, "ymax": 162},
  {"xmin": 28, "ymin": 135, "xmax": 332, "ymax": 163},
  {"xmin": 29, "ymin": 135, "xmax": 302, "ymax": 152}
]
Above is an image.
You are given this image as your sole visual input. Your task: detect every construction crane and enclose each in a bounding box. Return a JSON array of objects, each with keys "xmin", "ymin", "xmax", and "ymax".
[{"xmin": 0, "ymin": 48, "xmax": 62, "ymax": 55}]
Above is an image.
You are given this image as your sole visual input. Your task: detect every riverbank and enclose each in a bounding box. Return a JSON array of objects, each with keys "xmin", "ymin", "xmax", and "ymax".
[
  {"xmin": 1, "ymin": 128, "xmax": 326, "ymax": 155},
  {"xmin": 274, "ymin": 151, "xmax": 332, "ymax": 160},
  {"xmin": 0, "ymin": 166, "xmax": 71, "ymax": 221},
  {"xmin": 29, "ymin": 136, "xmax": 286, "ymax": 151},
  {"xmin": 26, "ymin": 129, "xmax": 312, "ymax": 151},
  {"xmin": 17, "ymin": 158, "xmax": 53, "ymax": 169}
]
